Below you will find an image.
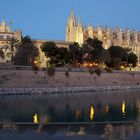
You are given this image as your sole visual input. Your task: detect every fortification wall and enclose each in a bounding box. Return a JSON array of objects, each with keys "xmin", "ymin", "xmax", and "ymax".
[{"xmin": 0, "ymin": 68, "xmax": 140, "ymax": 88}]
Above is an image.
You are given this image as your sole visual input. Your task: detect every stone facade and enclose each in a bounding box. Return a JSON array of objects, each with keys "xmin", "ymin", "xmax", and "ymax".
[
  {"xmin": 0, "ymin": 18, "xmax": 22, "ymax": 63},
  {"xmin": 66, "ymin": 11, "xmax": 140, "ymax": 64}
]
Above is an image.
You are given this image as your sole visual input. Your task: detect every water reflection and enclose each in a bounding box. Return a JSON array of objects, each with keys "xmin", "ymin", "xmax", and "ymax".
[
  {"xmin": 90, "ymin": 105, "xmax": 95, "ymax": 121},
  {"xmin": 33, "ymin": 113, "xmax": 38, "ymax": 124},
  {"xmin": 122, "ymin": 100, "xmax": 126, "ymax": 118},
  {"xmin": 0, "ymin": 89, "xmax": 140, "ymax": 123}
]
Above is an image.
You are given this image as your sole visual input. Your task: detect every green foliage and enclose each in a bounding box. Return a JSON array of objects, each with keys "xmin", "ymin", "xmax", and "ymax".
[
  {"xmin": 47, "ymin": 67, "xmax": 55, "ymax": 76},
  {"xmin": 82, "ymin": 38, "xmax": 104, "ymax": 63},
  {"xmin": 127, "ymin": 52, "xmax": 138, "ymax": 67},
  {"xmin": 56, "ymin": 47, "xmax": 69, "ymax": 66},
  {"xmin": 109, "ymin": 46, "xmax": 124, "ymax": 58},
  {"xmin": 105, "ymin": 46, "xmax": 137, "ymax": 69},
  {"xmin": 6, "ymin": 37, "xmax": 19, "ymax": 62},
  {"xmin": 69, "ymin": 42, "xmax": 83, "ymax": 66},
  {"xmin": 22, "ymin": 36, "xmax": 31, "ymax": 43},
  {"xmin": 40, "ymin": 38, "xmax": 137, "ymax": 69},
  {"xmin": 14, "ymin": 36, "xmax": 39, "ymax": 66},
  {"xmin": 41, "ymin": 41, "xmax": 69, "ymax": 66},
  {"xmin": 41, "ymin": 41, "xmax": 57, "ymax": 58}
]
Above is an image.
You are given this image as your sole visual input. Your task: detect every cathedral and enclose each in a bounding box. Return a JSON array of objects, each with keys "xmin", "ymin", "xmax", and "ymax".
[{"xmin": 66, "ymin": 11, "xmax": 140, "ymax": 65}]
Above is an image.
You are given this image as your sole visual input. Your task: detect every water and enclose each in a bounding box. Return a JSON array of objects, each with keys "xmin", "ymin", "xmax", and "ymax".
[
  {"xmin": 0, "ymin": 89, "xmax": 140, "ymax": 123},
  {"xmin": 0, "ymin": 89, "xmax": 140, "ymax": 139}
]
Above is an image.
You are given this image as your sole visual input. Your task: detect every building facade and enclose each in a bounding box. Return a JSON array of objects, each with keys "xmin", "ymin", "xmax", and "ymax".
[
  {"xmin": 0, "ymin": 18, "xmax": 22, "ymax": 63},
  {"xmin": 66, "ymin": 11, "xmax": 140, "ymax": 64}
]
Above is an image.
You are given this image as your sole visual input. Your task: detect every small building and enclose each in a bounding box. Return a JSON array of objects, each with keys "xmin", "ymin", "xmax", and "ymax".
[{"xmin": 0, "ymin": 17, "xmax": 22, "ymax": 63}]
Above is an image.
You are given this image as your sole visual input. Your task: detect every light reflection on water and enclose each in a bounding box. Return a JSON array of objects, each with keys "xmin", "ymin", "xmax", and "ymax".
[
  {"xmin": 0, "ymin": 90, "xmax": 140, "ymax": 139},
  {"xmin": 0, "ymin": 89, "xmax": 139, "ymax": 123},
  {"xmin": 122, "ymin": 100, "xmax": 126, "ymax": 118},
  {"xmin": 90, "ymin": 105, "xmax": 94, "ymax": 121}
]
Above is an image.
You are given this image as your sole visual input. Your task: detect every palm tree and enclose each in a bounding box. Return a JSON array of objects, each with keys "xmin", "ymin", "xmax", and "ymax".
[{"xmin": 6, "ymin": 37, "xmax": 19, "ymax": 63}]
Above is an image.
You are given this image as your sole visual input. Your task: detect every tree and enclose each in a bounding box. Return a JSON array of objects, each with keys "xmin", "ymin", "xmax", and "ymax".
[
  {"xmin": 14, "ymin": 36, "xmax": 39, "ymax": 66},
  {"xmin": 106, "ymin": 46, "xmax": 124, "ymax": 68},
  {"xmin": 69, "ymin": 42, "xmax": 83, "ymax": 66},
  {"xmin": 106, "ymin": 46, "xmax": 137, "ymax": 69},
  {"xmin": 41, "ymin": 41, "xmax": 58, "ymax": 65},
  {"xmin": 127, "ymin": 52, "xmax": 137, "ymax": 67},
  {"xmin": 56, "ymin": 47, "xmax": 69, "ymax": 66},
  {"xmin": 41, "ymin": 41, "xmax": 70, "ymax": 66},
  {"xmin": 6, "ymin": 37, "xmax": 19, "ymax": 63},
  {"xmin": 82, "ymin": 38, "xmax": 104, "ymax": 63}
]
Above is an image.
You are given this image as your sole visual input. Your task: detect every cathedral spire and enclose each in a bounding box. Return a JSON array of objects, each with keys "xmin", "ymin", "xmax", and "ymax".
[
  {"xmin": 70, "ymin": 10, "xmax": 76, "ymax": 21},
  {"xmin": 78, "ymin": 17, "xmax": 82, "ymax": 28},
  {"xmin": 68, "ymin": 10, "xmax": 76, "ymax": 27}
]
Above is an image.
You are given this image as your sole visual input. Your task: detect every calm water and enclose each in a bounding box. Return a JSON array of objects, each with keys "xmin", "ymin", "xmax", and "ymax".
[
  {"xmin": 0, "ymin": 89, "xmax": 140, "ymax": 139},
  {"xmin": 0, "ymin": 89, "xmax": 140, "ymax": 123}
]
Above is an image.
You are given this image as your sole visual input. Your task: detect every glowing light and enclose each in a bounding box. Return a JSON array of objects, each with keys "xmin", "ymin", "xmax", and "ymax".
[
  {"xmin": 83, "ymin": 63, "xmax": 88, "ymax": 67},
  {"xmin": 34, "ymin": 60, "xmax": 37, "ymax": 64},
  {"xmin": 33, "ymin": 113, "xmax": 38, "ymax": 124},
  {"xmin": 89, "ymin": 63, "xmax": 93, "ymax": 67},
  {"xmin": 122, "ymin": 100, "xmax": 126, "ymax": 115},
  {"xmin": 90, "ymin": 105, "xmax": 95, "ymax": 121},
  {"xmin": 121, "ymin": 65, "xmax": 124, "ymax": 69}
]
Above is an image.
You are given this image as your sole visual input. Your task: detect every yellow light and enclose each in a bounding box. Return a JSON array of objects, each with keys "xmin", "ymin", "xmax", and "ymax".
[
  {"xmin": 90, "ymin": 105, "xmax": 95, "ymax": 121},
  {"xmin": 122, "ymin": 100, "xmax": 126, "ymax": 114},
  {"xmin": 34, "ymin": 60, "xmax": 37, "ymax": 64},
  {"xmin": 121, "ymin": 65, "xmax": 124, "ymax": 69},
  {"xmin": 33, "ymin": 113, "xmax": 38, "ymax": 124},
  {"xmin": 89, "ymin": 63, "xmax": 93, "ymax": 67}
]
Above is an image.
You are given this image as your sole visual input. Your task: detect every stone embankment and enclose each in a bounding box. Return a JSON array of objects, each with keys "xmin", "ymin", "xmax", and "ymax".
[
  {"xmin": 0, "ymin": 66, "xmax": 140, "ymax": 95},
  {"xmin": 0, "ymin": 85, "xmax": 140, "ymax": 95}
]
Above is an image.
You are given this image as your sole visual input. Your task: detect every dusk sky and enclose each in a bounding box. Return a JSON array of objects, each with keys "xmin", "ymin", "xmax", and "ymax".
[{"xmin": 1, "ymin": 0, "xmax": 140, "ymax": 41}]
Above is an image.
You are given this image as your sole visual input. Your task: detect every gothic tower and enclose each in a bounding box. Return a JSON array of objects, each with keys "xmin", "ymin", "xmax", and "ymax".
[
  {"xmin": 76, "ymin": 17, "xmax": 84, "ymax": 45},
  {"xmin": 66, "ymin": 11, "xmax": 77, "ymax": 42}
]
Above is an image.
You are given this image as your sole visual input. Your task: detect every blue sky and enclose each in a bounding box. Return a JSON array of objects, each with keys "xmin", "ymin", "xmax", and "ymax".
[{"xmin": 1, "ymin": 0, "xmax": 140, "ymax": 41}]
